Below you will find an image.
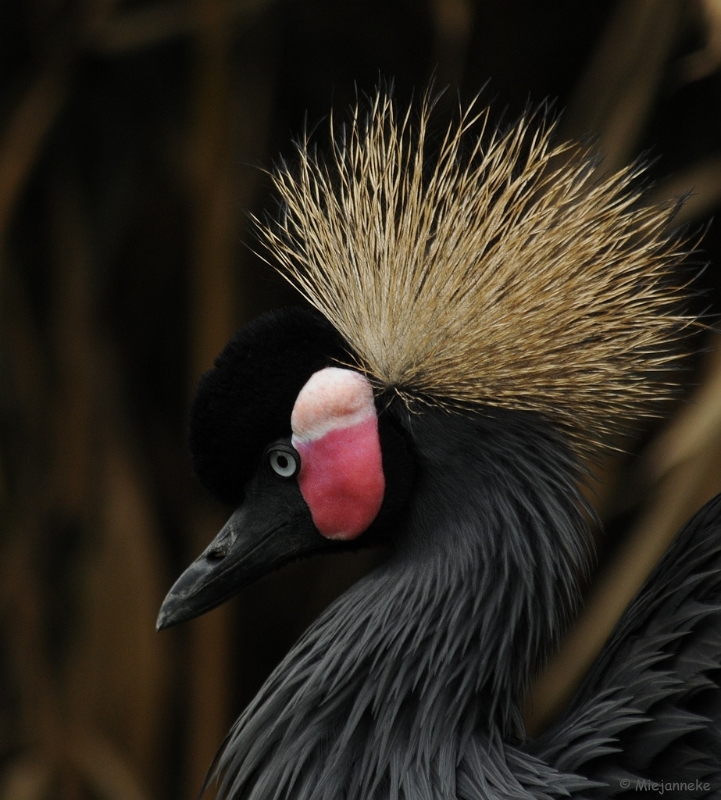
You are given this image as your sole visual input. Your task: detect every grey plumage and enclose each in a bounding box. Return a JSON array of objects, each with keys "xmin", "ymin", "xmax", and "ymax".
[
  {"xmin": 159, "ymin": 94, "xmax": 721, "ymax": 800},
  {"xmin": 207, "ymin": 408, "xmax": 721, "ymax": 799},
  {"xmin": 212, "ymin": 408, "xmax": 592, "ymax": 800},
  {"xmin": 533, "ymin": 493, "xmax": 721, "ymax": 797}
]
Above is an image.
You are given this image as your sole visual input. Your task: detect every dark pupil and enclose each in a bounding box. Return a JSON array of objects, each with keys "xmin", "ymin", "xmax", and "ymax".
[{"xmin": 276, "ymin": 455, "xmax": 289, "ymax": 469}]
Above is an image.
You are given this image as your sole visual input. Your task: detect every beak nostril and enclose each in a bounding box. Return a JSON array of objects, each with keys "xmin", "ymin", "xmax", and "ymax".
[{"xmin": 207, "ymin": 547, "xmax": 227, "ymax": 561}]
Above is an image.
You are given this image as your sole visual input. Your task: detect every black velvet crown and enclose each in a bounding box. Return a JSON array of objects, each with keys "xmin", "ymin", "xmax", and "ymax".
[{"xmin": 190, "ymin": 307, "xmax": 351, "ymax": 506}]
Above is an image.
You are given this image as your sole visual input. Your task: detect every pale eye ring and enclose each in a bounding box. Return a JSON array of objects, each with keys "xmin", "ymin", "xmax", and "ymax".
[{"xmin": 268, "ymin": 448, "xmax": 299, "ymax": 478}]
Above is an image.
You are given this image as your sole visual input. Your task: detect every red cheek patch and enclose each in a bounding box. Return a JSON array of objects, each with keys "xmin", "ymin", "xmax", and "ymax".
[{"xmin": 291, "ymin": 368, "xmax": 385, "ymax": 540}]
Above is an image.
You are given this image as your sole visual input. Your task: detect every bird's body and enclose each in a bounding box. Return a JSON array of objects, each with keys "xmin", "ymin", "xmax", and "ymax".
[
  {"xmin": 212, "ymin": 408, "xmax": 592, "ymax": 800},
  {"xmin": 157, "ymin": 93, "xmax": 721, "ymax": 799},
  {"xmin": 209, "ymin": 409, "xmax": 721, "ymax": 800}
]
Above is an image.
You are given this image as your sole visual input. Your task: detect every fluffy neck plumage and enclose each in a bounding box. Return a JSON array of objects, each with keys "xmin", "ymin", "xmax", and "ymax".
[{"xmin": 213, "ymin": 408, "xmax": 591, "ymax": 800}]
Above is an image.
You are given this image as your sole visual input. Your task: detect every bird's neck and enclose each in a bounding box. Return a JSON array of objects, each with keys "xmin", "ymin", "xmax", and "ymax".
[
  {"xmin": 391, "ymin": 407, "xmax": 591, "ymax": 734},
  {"xmin": 215, "ymin": 409, "xmax": 590, "ymax": 799}
]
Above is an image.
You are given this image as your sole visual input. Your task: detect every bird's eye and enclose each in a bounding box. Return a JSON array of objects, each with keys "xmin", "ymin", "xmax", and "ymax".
[{"xmin": 268, "ymin": 448, "xmax": 299, "ymax": 478}]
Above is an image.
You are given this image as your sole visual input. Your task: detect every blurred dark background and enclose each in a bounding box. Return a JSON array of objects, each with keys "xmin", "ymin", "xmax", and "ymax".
[{"xmin": 3, "ymin": 1, "xmax": 721, "ymax": 798}]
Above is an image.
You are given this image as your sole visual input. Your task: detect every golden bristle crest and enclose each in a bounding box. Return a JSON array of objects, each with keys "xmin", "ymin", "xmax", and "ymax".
[{"xmin": 257, "ymin": 92, "xmax": 696, "ymax": 450}]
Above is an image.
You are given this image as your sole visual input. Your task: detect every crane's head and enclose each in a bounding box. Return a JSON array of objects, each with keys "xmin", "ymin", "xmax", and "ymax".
[
  {"xmin": 157, "ymin": 91, "xmax": 695, "ymax": 630},
  {"xmin": 157, "ymin": 307, "xmax": 413, "ymax": 630}
]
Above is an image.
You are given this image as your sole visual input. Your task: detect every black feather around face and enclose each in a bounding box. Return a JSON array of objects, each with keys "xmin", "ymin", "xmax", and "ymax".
[{"xmin": 189, "ymin": 307, "xmax": 351, "ymax": 506}]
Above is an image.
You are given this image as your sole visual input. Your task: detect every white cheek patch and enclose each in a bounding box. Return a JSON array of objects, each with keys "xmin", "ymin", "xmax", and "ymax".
[
  {"xmin": 291, "ymin": 367, "xmax": 376, "ymax": 443},
  {"xmin": 290, "ymin": 367, "xmax": 385, "ymax": 540}
]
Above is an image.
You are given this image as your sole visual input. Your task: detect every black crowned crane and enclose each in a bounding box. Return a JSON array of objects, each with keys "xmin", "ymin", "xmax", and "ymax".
[{"xmin": 157, "ymin": 94, "xmax": 721, "ymax": 799}]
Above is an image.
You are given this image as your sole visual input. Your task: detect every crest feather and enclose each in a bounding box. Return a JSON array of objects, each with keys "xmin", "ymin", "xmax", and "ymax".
[{"xmin": 256, "ymin": 92, "xmax": 696, "ymax": 450}]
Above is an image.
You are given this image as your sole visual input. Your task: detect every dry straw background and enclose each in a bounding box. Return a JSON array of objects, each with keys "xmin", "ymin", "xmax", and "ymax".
[{"xmin": 2, "ymin": 1, "xmax": 721, "ymax": 798}]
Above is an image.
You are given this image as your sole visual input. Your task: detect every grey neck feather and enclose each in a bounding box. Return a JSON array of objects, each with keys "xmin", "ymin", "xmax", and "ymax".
[{"xmin": 213, "ymin": 408, "xmax": 592, "ymax": 800}]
